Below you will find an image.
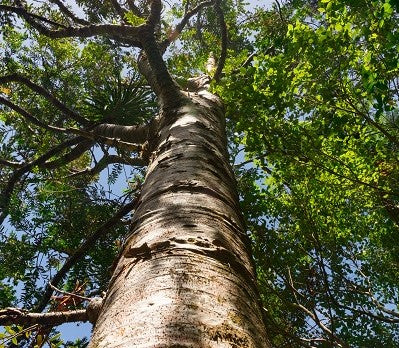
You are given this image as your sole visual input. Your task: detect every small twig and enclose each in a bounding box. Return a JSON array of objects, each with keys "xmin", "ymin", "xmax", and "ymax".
[
  {"xmin": 49, "ymin": 283, "xmax": 91, "ymax": 302},
  {"xmin": 49, "ymin": 0, "xmax": 90, "ymax": 25}
]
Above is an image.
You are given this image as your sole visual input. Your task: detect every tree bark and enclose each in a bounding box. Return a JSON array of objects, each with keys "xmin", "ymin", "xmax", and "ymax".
[{"xmin": 89, "ymin": 89, "xmax": 270, "ymax": 347}]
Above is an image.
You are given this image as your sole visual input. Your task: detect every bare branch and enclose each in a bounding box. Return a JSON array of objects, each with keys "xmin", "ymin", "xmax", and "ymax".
[
  {"xmin": 49, "ymin": 283, "xmax": 91, "ymax": 302},
  {"xmin": 213, "ymin": 0, "xmax": 227, "ymax": 82},
  {"xmin": 0, "ymin": 307, "xmax": 87, "ymax": 326},
  {"xmin": 291, "ymin": 303, "xmax": 349, "ymax": 348},
  {"xmin": 0, "ymin": 73, "xmax": 90, "ymax": 126},
  {"xmin": 0, "ymin": 158, "xmax": 23, "ymax": 168},
  {"xmin": 49, "ymin": 0, "xmax": 90, "ymax": 25},
  {"xmin": 42, "ymin": 139, "xmax": 94, "ymax": 170},
  {"xmin": 162, "ymin": 0, "xmax": 214, "ymax": 48},
  {"xmin": 67, "ymin": 127, "xmax": 143, "ymax": 152},
  {"xmin": 34, "ymin": 198, "xmax": 139, "ymax": 312}
]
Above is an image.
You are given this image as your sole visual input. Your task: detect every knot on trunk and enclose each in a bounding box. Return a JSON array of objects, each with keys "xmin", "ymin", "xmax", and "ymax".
[{"xmin": 87, "ymin": 297, "xmax": 103, "ymax": 324}]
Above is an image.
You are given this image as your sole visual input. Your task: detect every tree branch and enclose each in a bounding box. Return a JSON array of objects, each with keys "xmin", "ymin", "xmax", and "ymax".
[
  {"xmin": 126, "ymin": 0, "xmax": 143, "ymax": 17},
  {"xmin": 0, "ymin": 308, "xmax": 88, "ymax": 326},
  {"xmin": 1, "ymin": 2, "xmax": 142, "ymax": 46},
  {"xmin": 42, "ymin": 139, "xmax": 94, "ymax": 170},
  {"xmin": 0, "ymin": 96, "xmax": 67, "ymax": 133},
  {"xmin": 162, "ymin": 0, "xmax": 214, "ymax": 48},
  {"xmin": 0, "ymin": 158, "xmax": 23, "ymax": 168},
  {"xmin": 109, "ymin": 0, "xmax": 128, "ymax": 23},
  {"xmin": 92, "ymin": 122, "xmax": 152, "ymax": 145},
  {"xmin": 34, "ymin": 198, "xmax": 139, "ymax": 312},
  {"xmin": 213, "ymin": 0, "xmax": 227, "ymax": 82},
  {"xmin": 0, "ymin": 73, "xmax": 90, "ymax": 126},
  {"xmin": 49, "ymin": 0, "xmax": 90, "ymax": 26},
  {"xmin": 0, "ymin": 4, "xmax": 67, "ymax": 28},
  {"xmin": 0, "ymin": 136, "xmax": 86, "ymax": 226},
  {"xmin": 67, "ymin": 154, "xmax": 145, "ymax": 178},
  {"xmin": 67, "ymin": 127, "xmax": 143, "ymax": 152}
]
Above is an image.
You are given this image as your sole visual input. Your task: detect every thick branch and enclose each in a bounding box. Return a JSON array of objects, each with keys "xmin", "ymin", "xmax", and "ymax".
[
  {"xmin": 0, "ymin": 308, "xmax": 87, "ymax": 326},
  {"xmin": 1, "ymin": 3, "xmax": 142, "ymax": 45},
  {"xmin": 0, "ymin": 74, "xmax": 90, "ymax": 126},
  {"xmin": 68, "ymin": 127, "xmax": 143, "ymax": 152},
  {"xmin": 146, "ymin": 0, "xmax": 161, "ymax": 28},
  {"xmin": 92, "ymin": 122, "xmax": 152, "ymax": 144},
  {"xmin": 213, "ymin": 0, "xmax": 227, "ymax": 82},
  {"xmin": 42, "ymin": 139, "xmax": 94, "ymax": 170},
  {"xmin": 34, "ymin": 199, "xmax": 139, "ymax": 312}
]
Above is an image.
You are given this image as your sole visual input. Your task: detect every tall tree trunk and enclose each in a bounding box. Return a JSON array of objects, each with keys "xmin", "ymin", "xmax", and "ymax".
[{"xmin": 89, "ymin": 89, "xmax": 270, "ymax": 347}]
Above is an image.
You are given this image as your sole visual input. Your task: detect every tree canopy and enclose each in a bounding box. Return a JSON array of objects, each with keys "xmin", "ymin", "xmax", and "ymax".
[{"xmin": 0, "ymin": 0, "xmax": 398, "ymax": 347}]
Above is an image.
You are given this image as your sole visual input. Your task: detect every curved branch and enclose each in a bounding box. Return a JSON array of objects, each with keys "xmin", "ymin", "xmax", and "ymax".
[
  {"xmin": 162, "ymin": 0, "xmax": 214, "ymax": 48},
  {"xmin": 213, "ymin": 0, "xmax": 227, "ymax": 82},
  {"xmin": 0, "ymin": 136, "xmax": 85, "ymax": 226},
  {"xmin": 1, "ymin": 3, "xmax": 142, "ymax": 46},
  {"xmin": 49, "ymin": 0, "xmax": 90, "ymax": 26},
  {"xmin": 68, "ymin": 154, "xmax": 145, "ymax": 178},
  {"xmin": 42, "ymin": 139, "xmax": 94, "ymax": 170},
  {"xmin": 34, "ymin": 198, "xmax": 139, "ymax": 312},
  {"xmin": 0, "ymin": 96, "xmax": 67, "ymax": 132},
  {"xmin": 0, "ymin": 73, "xmax": 90, "ymax": 126},
  {"xmin": 0, "ymin": 4, "xmax": 67, "ymax": 28},
  {"xmin": 0, "ymin": 307, "xmax": 88, "ymax": 326}
]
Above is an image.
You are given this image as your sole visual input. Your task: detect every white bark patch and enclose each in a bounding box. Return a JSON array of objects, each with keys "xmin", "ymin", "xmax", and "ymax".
[
  {"xmin": 146, "ymin": 292, "xmax": 173, "ymax": 307},
  {"xmin": 170, "ymin": 114, "xmax": 198, "ymax": 129}
]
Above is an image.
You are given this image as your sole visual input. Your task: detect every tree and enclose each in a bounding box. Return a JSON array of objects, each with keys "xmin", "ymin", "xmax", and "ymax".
[
  {"xmin": 217, "ymin": 0, "xmax": 399, "ymax": 346},
  {"xmin": 0, "ymin": 0, "xmax": 269, "ymax": 347},
  {"xmin": 1, "ymin": 0, "xmax": 399, "ymax": 347}
]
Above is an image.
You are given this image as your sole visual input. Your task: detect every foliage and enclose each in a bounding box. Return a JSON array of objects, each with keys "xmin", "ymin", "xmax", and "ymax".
[{"xmin": 217, "ymin": 0, "xmax": 399, "ymax": 345}]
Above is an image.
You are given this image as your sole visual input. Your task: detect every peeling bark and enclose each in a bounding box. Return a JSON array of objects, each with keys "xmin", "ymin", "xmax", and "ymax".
[{"xmin": 89, "ymin": 90, "xmax": 270, "ymax": 347}]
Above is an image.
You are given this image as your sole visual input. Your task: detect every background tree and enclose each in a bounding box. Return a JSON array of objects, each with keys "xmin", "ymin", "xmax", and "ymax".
[{"xmin": 216, "ymin": 0, "xmax": 399, "ymax": 346}]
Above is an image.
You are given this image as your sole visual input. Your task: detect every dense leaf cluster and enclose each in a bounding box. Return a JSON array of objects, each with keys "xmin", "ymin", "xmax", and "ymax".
[{"xmin": 217, "ymin": 0, "xmax": 399, "ymax": 345}]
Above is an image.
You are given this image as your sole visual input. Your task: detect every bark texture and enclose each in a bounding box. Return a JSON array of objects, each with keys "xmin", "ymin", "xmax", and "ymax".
[{"xmin": 89, "ymin": 90, "xmax": 270, "ymax": 347}]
